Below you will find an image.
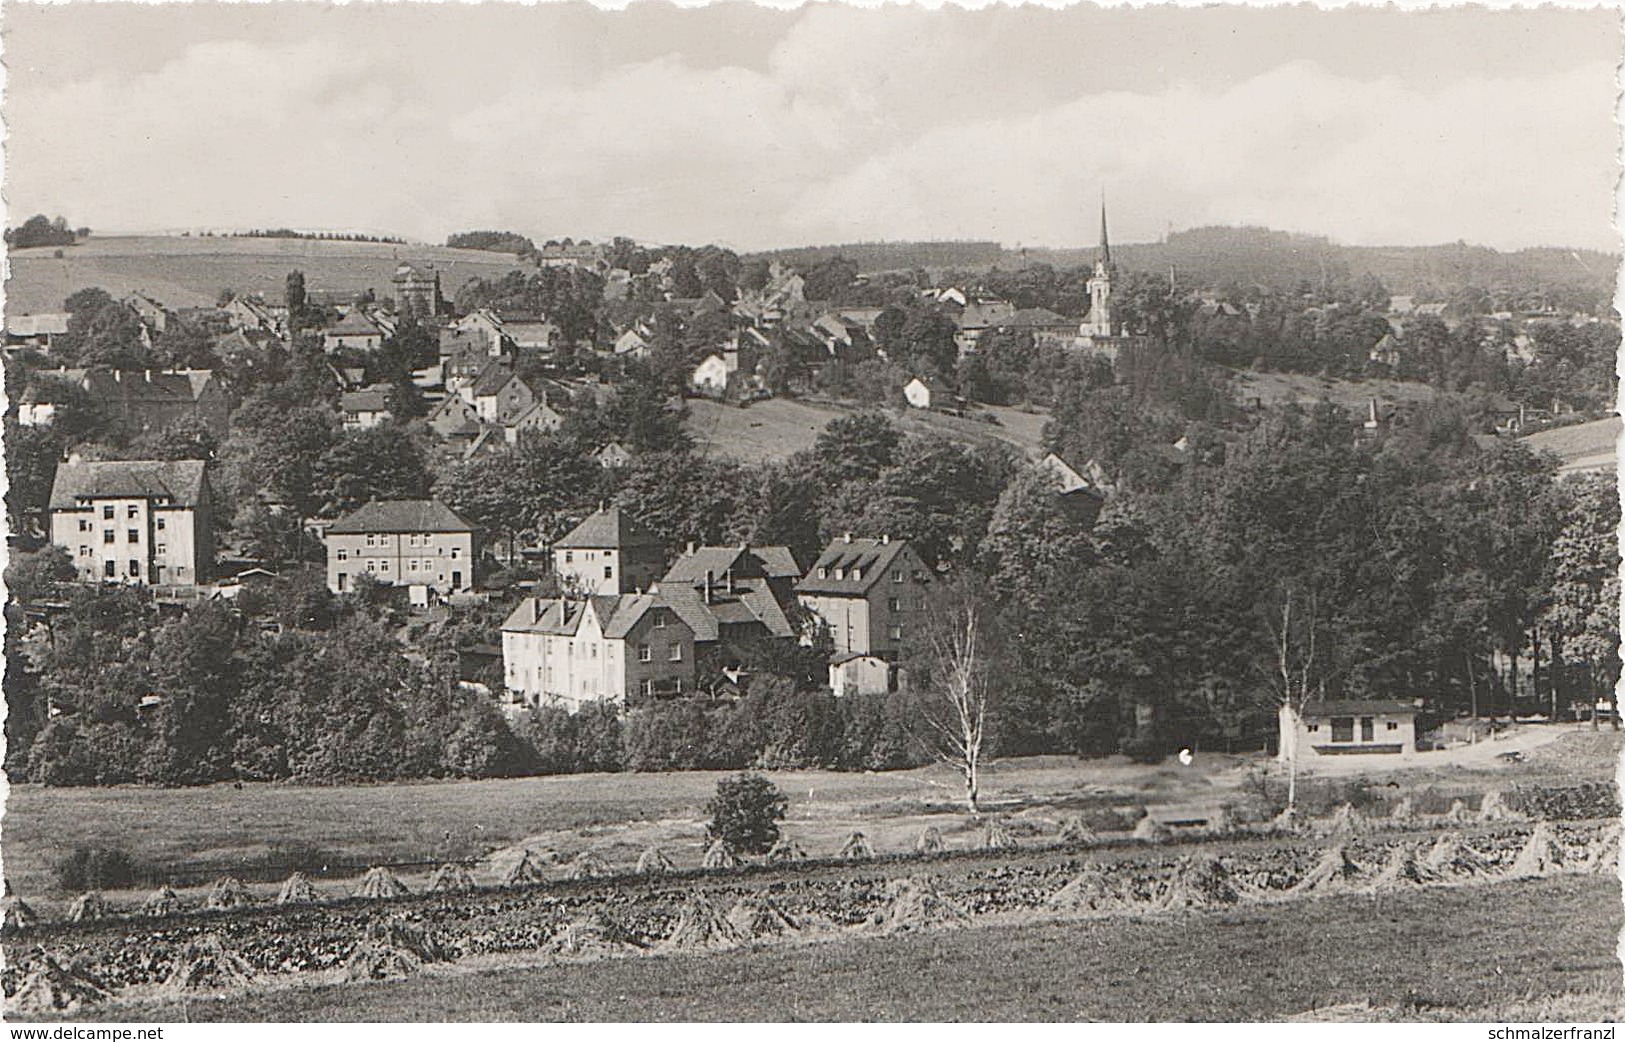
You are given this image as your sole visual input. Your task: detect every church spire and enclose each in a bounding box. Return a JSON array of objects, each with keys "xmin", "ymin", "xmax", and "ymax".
[{"xmin": 1098, "ymin": 191, "xmax": 1112, "ymax": 270}]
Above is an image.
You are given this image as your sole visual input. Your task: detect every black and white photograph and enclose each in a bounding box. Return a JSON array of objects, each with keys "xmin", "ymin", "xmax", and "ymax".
[{"xmin": 0, "ymin": 0, "xmax": 1620, "ymax": 1025}]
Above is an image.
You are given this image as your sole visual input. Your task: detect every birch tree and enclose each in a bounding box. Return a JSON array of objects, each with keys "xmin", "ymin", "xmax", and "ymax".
[{"xmin": 918, "ymin": 582, "xmax": 994, "ymax": 814}]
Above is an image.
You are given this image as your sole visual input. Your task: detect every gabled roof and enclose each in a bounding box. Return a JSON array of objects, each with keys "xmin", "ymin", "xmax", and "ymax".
[
  {"xmin": 326, "ymin": 499, "xmax": 475, "ymax": 535},
  {"xmin": 50, "ymin": 459, "xmax": 208, "ymax": 509},
  {"xmin": 554, "ymin": 507, "xmax": 661, "ymax": 550},
  {"xmin": 501, "ymin": 593, "xmax": 691, "ymax": 641},
  {"xmin": 796, "ymin": 537, "xmax": 917, "ymax": 596},
  {"xmin": 7, "ymin": 313, "xmax": 70, "ymax": 337},
  {"xmin": 471, "ymin": 364, "xmax": 524, "ymax": 398},
  {"xmin": 340, "ymin": 386, "xmax": 391, "ymax": 414},
  {"xmin": 324, "ymin": 311, "xmax": 383, "ymax": 337},
  {"xmin": 1001, "ymin": 307, "xmax": 1074, "ymax": 330},
  {"xmin": 81, "ymin": 369, "xmax": 216, "ymax": 404},
  {"xmin": 663, "ymin": 544, "xmax": 801, "ymax": 585}
]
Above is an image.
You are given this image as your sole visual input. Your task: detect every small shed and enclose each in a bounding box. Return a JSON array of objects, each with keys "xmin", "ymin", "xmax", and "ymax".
[
  {"xmin": 1280, "ymin": 699, "xmax": 1419, "ymax": 758},
  {"xmin": 829, "ymin": 652, "xmax": 892, "ymax": 697}
]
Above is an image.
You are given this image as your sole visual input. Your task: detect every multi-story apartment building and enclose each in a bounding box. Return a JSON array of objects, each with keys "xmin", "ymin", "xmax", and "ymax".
[
  {"xmin": 552, "ymin": 507, "xmax": 664, "ymax": 595},
  {"xmin": 500, "ymin": 593, "xmax": 696, "ymax": 711},
  {"xmin": 48, "ymin": 459, "xmax": 214, "ymax": 587},
  {"xmin": 324, "ymin": 499, "xmax": 478, "ymax": 594},
  {"xmin": 796, "ymin": 533, "xmax": 931, "ymax": 660}
]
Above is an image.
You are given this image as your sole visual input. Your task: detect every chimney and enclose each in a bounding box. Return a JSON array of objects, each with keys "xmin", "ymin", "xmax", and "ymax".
[
  {"xmin": 704, "ymin": 570, "xmax": 714, "ymax": 605},
  {"xmin": 880, "ymin": 533, "xmax": 890, "ymax": 545},
  {"xmin": 843, "ymin": 532, "xmax": 852, "ymax": 544},
  {"xmin": 725, "ymin": 568, "xmax": 735, "ymax": 595},
  {"xmin": 686, "ymin": 541, "xmax": 696, "ymax": 556},
  {"xmin": 112, "ymin": 370, "xmax": 121, "ymax": 383},
  {"xmin": 144, "ymin": 370, "xmax": 152, "ymax": 383}
]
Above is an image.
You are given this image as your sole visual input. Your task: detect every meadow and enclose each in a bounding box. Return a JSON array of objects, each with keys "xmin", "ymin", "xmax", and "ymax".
[
  {"xmin": 3, "ymin": 236, "xmax": 524, "ymax": 316},
  {"xmin": 685, "ymin": 396, "xmax": 1051, "ymax": 462}
]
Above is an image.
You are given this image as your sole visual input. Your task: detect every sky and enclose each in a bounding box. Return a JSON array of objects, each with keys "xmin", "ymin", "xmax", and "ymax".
[{"xmin": 3, "ymin": 3, "xmax": 1620, "ymax": 253}]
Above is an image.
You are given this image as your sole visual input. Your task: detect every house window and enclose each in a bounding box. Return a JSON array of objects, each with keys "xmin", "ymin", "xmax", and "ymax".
[
  {"xmin": 451, "ymin": 548, "xmax": 460, "ymax": 560},
  {"xmin": 834, "ymin": 568, "xmax": 845, "ymax": 580},
  {"xmin": 127, "ymin": 505, "xmax": 138, "ymax": 519},
  {"xmin": 103, "ymin": 560, "xmax": 116, "ymax": 578},
  {"xmin": 380, "ymin": 560, "xmax": 390, "ymax": 572},
  {"xmin": 102, "ymin": 505, "xmax": 114, "ymax": 520},
  {"xmin": 78, "ymin": 519, "xmax": 89, "ymax": 532},
  {"xmin": 156, "ymin": 544, "xmax": 166, "ymax": 555},
  {"xmin": 888, "ymin": 598, "xmax": 901, "ymax": 612},
  {"xmin": 817, "ymin": 567, "xmax": 827, "ymax": 579},
  {"xmin": 337, "ymin": 549, "xmax": 348, "ymax": 561},
  {"xmin": 128, "ymin": 529, "xmax": 139, "ymax": 543},
  {"xmin": 337, "ymin": 573, "xmax": 348, "ymax": 591},
  {"xmin": 604, "ymin": 565, "xmax": 613, "ymax": 579},
  {"xmin": 366, "ymin": 561, "xmax": 376, "ymax": 572},
  {"xmin": 155, "ymin": 517, "xmax": 165, "ymax": 531},
  {"xmin": 641, "ymin": 679, "xmax": 654, "ymax": 696},
  {"xmin": 668, "ymin": 644, "xmax": 682, "ymax": 662},
  {"xmin": 565, "ymin": 551, "xmax": 574, "ymax": 564},
  {"xmin": 1386, "ymin": 720, "xmax": 1399, "ymax": 731},
  {"xmin": 893, "ymin": 570, "xmax": 904, "ymax": 583},
  {"xmin": 128, "ymin": 560, "xmax": 140, "ymax": 578},
  {"xmin": 366, "ymin": 534, "xmax": 376, "ymax": 547},
  {"xmin": 653, "ymin": 613, "xmax": 666, "ymax": 628},
  {"xmin": 1331, "ymin": 717, "xmax": 1354, "ymax": 743},
  {"xmin": 888, "ymin": 625, "xmax": 902, "ymax": 641},
  {"xmin": 103, "ymin": 529, "xmax": 115, "ymax": 544},
  {"xmin": 1307, "ymin": 723, "xmax": 1320, "ymax": 733}
]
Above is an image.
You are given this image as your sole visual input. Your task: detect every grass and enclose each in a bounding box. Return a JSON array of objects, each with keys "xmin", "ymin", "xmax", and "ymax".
[
  {"xmin": 73, "ymin": 875, "xmax": 1623, "ymax": 1022},
  {"xmin": 1226, "ymin": 368, "xmax": 1442, "ymax": 415},
  {"xmin": 685, "ymin": 397, "xmax": 1050, "ymax": 463},
  {"xmin": 4, "ymin": 235, "xmax": 523, "ymax": 315},
  {"xmin": 1521, "ymin": 416, "xmax": 1620, "ymax": 473}
]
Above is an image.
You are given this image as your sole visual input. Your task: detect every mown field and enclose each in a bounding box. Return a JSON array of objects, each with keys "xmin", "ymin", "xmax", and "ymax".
[
  {"xmin": 4, "ymin": 236, "xmax": 524, "ymax": 316},
  {"xmin": 1225, "ymin": 369, "xmax": 1442, "ymax": 415},
  {"xmin": 1521, "ymin": 415, "xmax": 1621, "ymax": 474},
  {"xmin": 685, "ymin": 397, "xmax": 1051, "ymax": 462},
  {"xmin": 64, "ymin": 876, "xmax": 1624, "ymax": 1022}
]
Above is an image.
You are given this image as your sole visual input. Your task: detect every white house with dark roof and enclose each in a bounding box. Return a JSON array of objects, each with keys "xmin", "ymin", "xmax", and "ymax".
[
  {"xmin": 323, "ymin": 499, "xmax": 478, "ymax": 594},
  {"xmin": 501, "ymin": 593, "xmax": 695, "ymax": 711},
  {"xmin": 49, "ymin": 459, "xmax": 214, "ymax": 587},
  {"xmin": 552, "ymin": 507, "xmax": 665, "ymax": 596},
  {"xmin": 795, "ymin": 534, "xmax": 931, "ymax": 666},
  {"xmin": 339, "ymin": 385, "xmax": 392, "ymax": 430},
  {"xmin": 1278, "ymin": 699, "xmax": 1420, "ymax": 760},
  {"xmin": 321, "ymin": 310, "xmax": 385, "ymax": 353}
]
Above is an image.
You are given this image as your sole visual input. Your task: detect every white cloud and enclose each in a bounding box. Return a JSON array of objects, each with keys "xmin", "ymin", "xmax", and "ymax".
[{"xmin": 5, "ymin": 25, "xmax": 1616, "ymax": 252}]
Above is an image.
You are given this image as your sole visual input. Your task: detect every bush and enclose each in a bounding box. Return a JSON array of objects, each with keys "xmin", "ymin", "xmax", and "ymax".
[
  {"xmin": 1509, "ymin": 783, "xmax": 1621, "ymax": 821},
  {"xmin": 705, "ymin": 772, "xmax": 788, "ymax": 855},
  {"xmin": 55, "ymin": 845, "xmax": 142, "ymax": 892}
]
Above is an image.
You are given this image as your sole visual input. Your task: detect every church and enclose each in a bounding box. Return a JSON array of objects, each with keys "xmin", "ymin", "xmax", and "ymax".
[{"xmin": 1072, "ymin": 200, "xmax": 1149, "ymax": 359}]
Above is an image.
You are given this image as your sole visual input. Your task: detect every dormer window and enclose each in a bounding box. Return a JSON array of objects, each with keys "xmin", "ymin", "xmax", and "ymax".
[
  {"xmin": 852, "ymin": 568, "xmax": 863, "ymax": 581},
  {"xmin": 834, "ymin": 567, "xmax": 845, "ymax": 580},
  {"xmin": 817, "ymin": 567, "xmax": 828, "ymax": 579}
]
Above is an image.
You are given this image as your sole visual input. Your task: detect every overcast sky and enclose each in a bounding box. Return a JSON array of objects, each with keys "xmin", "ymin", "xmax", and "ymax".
[{"xmin": 4, "ymin": 3, "xmax": 1620, "ymax": 252}]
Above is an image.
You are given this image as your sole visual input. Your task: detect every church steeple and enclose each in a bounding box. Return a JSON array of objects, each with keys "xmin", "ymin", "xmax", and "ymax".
[{"xmin": 1098, "ymin": 193, "xmax": 1112, "ymax": 271}]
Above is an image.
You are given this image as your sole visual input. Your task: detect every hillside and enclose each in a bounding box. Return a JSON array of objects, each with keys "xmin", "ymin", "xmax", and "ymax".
[
  {"xmin": 3, "ymin": 235, "xmax": 526, "ymax": 317},
  {"xmin": 1225, "ymin": 369, "xmax": 1442, "ymax": 414},
  {"xmin": 684, "ymin": 397, "xmax": 1050, "ymax": 463},
  {"xmin": 1521, "ymin": 415, "xmax": 1621, "ymax": 474}
]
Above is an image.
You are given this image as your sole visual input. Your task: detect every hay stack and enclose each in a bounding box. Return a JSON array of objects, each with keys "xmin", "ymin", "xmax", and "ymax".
[
  {"xmin": 565, "ymin": 851, "xmax": 611, "ymax": 881},
  {"xmin": 1583, "ymin": 823, "xmax": 1621, "ymax": 876},
  {"xmin": 983, "ymin": 819, "xmax": 1018, "ymax": 851},
  {"xmin": 163, "ymin": 934, "xmax": 255, "ymax": 994},
  {"xmin": 1364, "ymin": 842, "xmax": 1435, "ymax": 891},
  {"xmin": 206, "ymin": 875, "xmax": 252, "ymax": 910},
  {"xmin": 1047, "ymin": 862, "xmax": 1130, "ymax": 913},
  {"xmin": 427, "ymin": 862, "xmax": 476, "ymax": 894},
  {"xmin": 663, "ymin": 891, "xmax": 747, "ymax": 951},
  {"xmin": 66, "ymin": 892, "xmax": 107, "ymax": 923},
  {"xmin": 1444, "ymin": 798, "xmax": 1469, "ymax": 823},
  {"xmin": 344, "ymin": 917, "xmax": 449, "ymax": 982},
  {"xmin": 276, "ymin": 872, "xmax": 319, "ymax": 905},
  {"xmin": 636, "ymin": 846, "xmax": 675, "ymax": 875},
  {"xmin": 865, "ymin": 877, "xmax": 970, "ymax": 935},
  {"xmin": 765, "ymin": 837, "xmax": 807, "ymax": 864},
  {"xmin": 353, "ymin": 865, "xmax": 410, "ymax": 900},
  {"xmin": 1058, "ymin": 818, "xmax": 1097, "ymax": 845},
  {"xmin": 503, "ymin": 849, "xmax": 547, "ymax": 887},
  {"xmin": 840, "ymin": 831, "xmax": 874, "ymax": 860},
  {"xmin": 1389, "ymin": 797, "xmax": 1414, "ymax": 823},
  {"xmin": 1268, "ymin": 806, "xmax": 1299, "ymax": 833},
  {"xmin": 1478, "ymin": 791, "xmax": 1515, "ymax": 822},
  {"xmin": 545, "ymin": 912, "xmax": 646, "ymax": 957},
  {"xmin": 1291, "ymin": 846, "xmax": 1363, "ymax": 895},
  {"xmin": 1159, "ymin": 855, "xmax": 1244, "ymax": 909},
  {"xmin": 726, "ymin": 895, "xmax": 800, "ymax": 939},
  {"xmin": 701, "ymin": 840, "xmax": 739, "ymax": 870},
  {"xmin": 1423, "ymin": 835, "xmax": 1491, "ymax": 879},
  {"xmin": 142, "ymin": 885, "xmax": 184, "ymax": 917},
  {"xmin": 6, "ymin": 897, "xmax": 41, "ymax": 930},
  {"xmin": 915, "ymin": 825, "xmax": 946, "ymax": 854},
  {"xmin": 9, "ymin": 953, "xmax": 110, "ymax": 1014},
  {"xmin": 1504, "ymin": 821, "xmax": 1563, "ymax": 880},
  {"xmin": 1132, "ymin": 816, "xmax": 1171, "ymax": 842},
  {"xmin": 1319, "ymin": 803, "xmax": 1359, "ymax": 837},
  {"xmin": 1205, "ymin": 807, "xmax": 1231, "ymax": 835}
]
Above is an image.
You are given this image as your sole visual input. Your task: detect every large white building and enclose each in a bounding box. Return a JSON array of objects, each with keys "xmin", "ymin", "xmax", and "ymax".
[
  {"xmin": 501, "ymin": 593, "xmax": 696, "ymax": 711},
  {"xmin": 48, "ymin": 459, "xmax": 214, "ymax": 587}
]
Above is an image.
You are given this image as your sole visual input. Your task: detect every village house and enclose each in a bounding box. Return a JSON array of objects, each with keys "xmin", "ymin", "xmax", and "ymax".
[
  {"xmin": 552, "ymin": 507, "xmax": 665, "ymax": 596},
  {"xmin": 951, "ymin": 298, "xmax": 1018, "ymax": 354},
  {"xmin": 49, "ymin": 459, "xmax": 214, "ymax": 587},
  {"xmin": 903, "ymin": 375, "xmax": 954, "ymax": 411},
  {"xmin": 393, "ymin": 263, "xmax": 443, "ymax": 318},
  {"xmin": 654, "ymin": 543, "xmax": 801, "ymax": 653},
  {"xmin": 459, "ymin": 364, "xmax": 541, "ymax": 425},
  {"xmin": 1278, "ymin": 699, "xmax": 1420, "ymax": 759},
  {"xmin": 614, "ymin": 324, "xmax": 653, "ymax": 359},
  {"xmin": 501, "ymin": 314, "xmax": 560, "ymax": 353},
  {"xmin": 1034, "ymin": 452, "xmax": 1108, "ymax": 526},
  {"xmin": 536, "ymin": 242, "xmax": 609, "ymax": 273},
  {"xmin": 323, "ymin": 499, "xmax": 478, "ymax": 595},
  {"xmin": 427, "ymin": 394, "xmax": 483, "ymax": 443},
  {"xmin": 500, "ymin": 592, "xmax": 695, "ymax": 711},
  {"xmin": 222, "ymin": 296, "xmax": 286, "ymax": 339},
  {"xmin": 596, "ymin": 442, "xmax": 633, "ymax": 469},
  {"xmin": 56, "ymin": 368, "xmax": 232, "ymax": 440},
  {"xmin": 338, "ymin": 385, "xmax": 392, "ymax": 430},
  {"xmin": 321, "ymin": 310, "xmax": 385, "ymax": 353},
  {"xmin": 504, "ymin": 400, "xmax": 565, "ymax": 443},
  {"xmin": 4, "ymin": 312, "xmax": 70, "ymax": 354},
  {"xmin": 450, "ymin": 309, "xmax": 507, "ymax": 353},
  {"xmin": 122, "ymin": 292, "xmax": 171, "ymax": 335},
  {"xmin": 795, "ymin": 534, "xmax": 931, "ymax": 694}
]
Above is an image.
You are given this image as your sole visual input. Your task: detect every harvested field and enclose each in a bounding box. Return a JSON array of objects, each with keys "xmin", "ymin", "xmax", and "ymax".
[{"xmin": 43, "ymin": 875, "xmax": 1619, "ymax": 1022}]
